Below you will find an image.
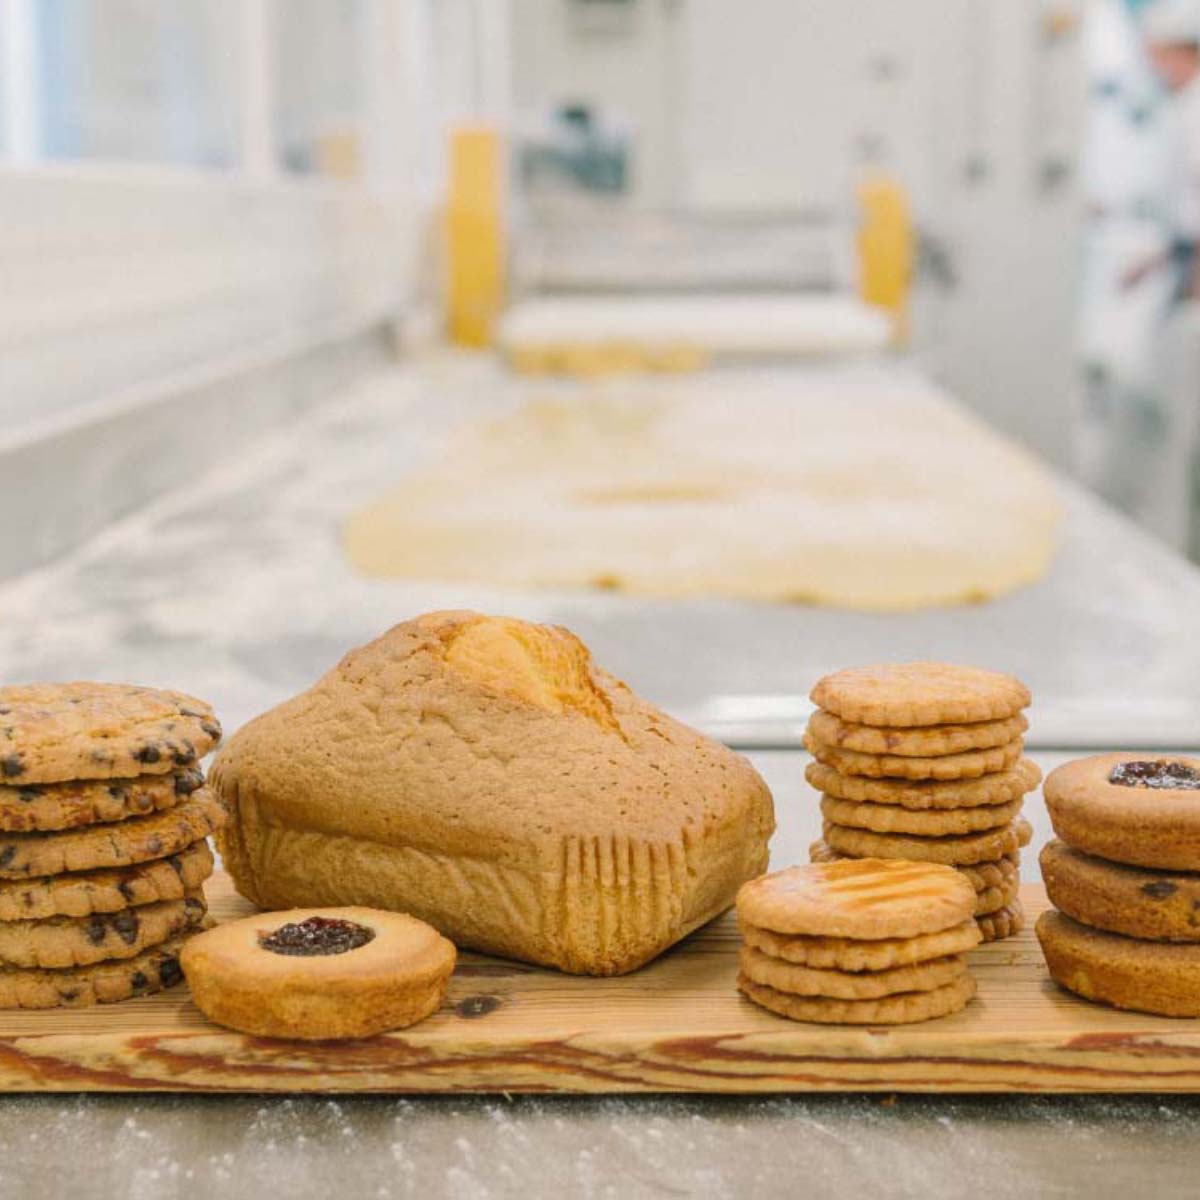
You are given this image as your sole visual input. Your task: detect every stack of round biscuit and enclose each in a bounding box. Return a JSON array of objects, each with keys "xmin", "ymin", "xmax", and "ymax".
[
  {"xmin": 735, "ymin": 859, "xmax": 980, "ymax": 1024},
  {"xmin": 0, "ymin": 683, "xmax": 225, "ymax": 1008},
  {"xmin": 1038, "ymin": 752, "xmax": 1200, "ymax": 1017},
  {"xmin": 804, "ymin": 663, "xmax": 1037, "ymax": 943}
]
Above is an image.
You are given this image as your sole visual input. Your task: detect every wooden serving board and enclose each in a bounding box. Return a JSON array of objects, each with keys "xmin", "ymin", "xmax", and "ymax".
[{"xmin": 2, "ymin": 874, "xmax": 1200, "ymax": 1093}]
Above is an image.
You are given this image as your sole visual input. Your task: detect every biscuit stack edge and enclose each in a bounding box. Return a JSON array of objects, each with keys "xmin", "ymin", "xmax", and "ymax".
[{"xmin": 804, "ymin": 662, "xmax": 1037, "ymax": 943}]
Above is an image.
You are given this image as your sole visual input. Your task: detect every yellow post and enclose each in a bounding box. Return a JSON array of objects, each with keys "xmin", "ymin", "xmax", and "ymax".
[
  {"xmin": 446, "ymin": 125, "xmax": 505, "ymax": 347},
  {"xmin": 857, "ymin": 174, "xmax": 914, "ymax": 344}
]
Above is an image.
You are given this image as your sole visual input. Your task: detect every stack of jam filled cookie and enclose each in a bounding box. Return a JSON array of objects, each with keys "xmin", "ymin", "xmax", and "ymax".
[
  {"xmin": 0, "ymin": 683, "xmax": 224, "ymax": 1008},
  {"xmin": 735, "ymin": 859, "xmax": 980, "ymax": 1025},
  {"xmin": 804, "ymin": 663, "xmax": 1037, "ymax": 943},
  {"xmin": 1038, "ymin": 752, "xmax": 1200, "ymax": 1017}
]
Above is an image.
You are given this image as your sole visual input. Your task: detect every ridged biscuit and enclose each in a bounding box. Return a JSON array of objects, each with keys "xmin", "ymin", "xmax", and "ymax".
[
  {"xmin": 1041, "ymin": 839, "xmax": 1200, "ymax": 942},
  {"xmin": 0, "ymin": 790, "xmax": 226, "ymax": 880},
  {"xmin": 736, "ymin": 860, "xmax": 975, "ymax": 940},
  {"xmin": 0, "ymin": 841, "xmax": 214, "ymax": 921},
  {"xmin": 823, "ymin": 818, "xmax": 1028, "ymax": 866},
  {"xmin": 1044, "ymin": 753, "xmax": 1200, "ymax": 871},
  {"xmin": 975, "ymin": 873, "xmax": 1020, "ymax": 917},
  {"xmin": 739, "ymin": 944, "xmax": 968, "ymax": 998},
  {"xmin": 806, "ymin": 709, "xmax": 1028, "ymax": 757},
  {"xmin": 804, "ymin": 731, "xmax": 1023, "ymax": 781},
  {"xmin": 0, "ymin": 933, "xmax": 191, "ymax": 1009},
  {"xmin": 0, "ymin": 683, "xmax": 220, "ymax": 785},
  {"xmin": 738, "ymin": 972, "xmax": 977, "ymax": 1024},
  {"xmin": 213, "ymin": 612, "xmax": 774, "ymax": 976},
  {"xmin": 978, "ymin": 899, "xmax": 1025, "ymax": 942},
  {"xmin": 810, "ymin": 663, "xmax": 1030, "ymax": 728},
  {"xmin": 0, "ymin": 769, "xmax": 203, "ymax": 833},
  {"xmin": 807, "ymin": 759, "xmax": 1041, "ymax": 810},
  {"xmin": 738, "ymin": 917, "xmax": 982, "ymax": 971},
  {"xmin": 819, "ymin": 794, "xmax": 1021, "ymax": 836},
  {"xmin": 0, "ymin": 891, "xmax": 207, "ymax": 969},
  {"xmin": 1037, "ymin": 909, "xmax": 1200, "ymax": 1016}
]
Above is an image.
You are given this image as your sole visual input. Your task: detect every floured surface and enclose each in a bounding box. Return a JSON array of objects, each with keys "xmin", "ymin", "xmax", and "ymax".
[{"xmin": 345, "ymin": 378, "xmax": 1061, "ymax": 610}]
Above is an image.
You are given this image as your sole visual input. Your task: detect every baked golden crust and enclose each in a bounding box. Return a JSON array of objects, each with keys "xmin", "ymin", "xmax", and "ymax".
[
  {"xmin": 0, "ymin": 769, "xmax": 202, "ymax": 833},
  {"xmin": 804, "ymin": 731, "xmax": 1023, "ymax": 780},
  {"xmin": 806, "ymin": 710, "xmax": 1028, "ymax": 758},
  {"xmin": 1044, "ymin": 753, "xmax": 1200, "ymax": 870},
  {"xmin": 819, "ymin": 794, "xmax": 1021, "ymax": 836},
  {"xmin": 738, "ymin": 972, "xmax": 976, "ymax": 1024},
  {"xmin": 212, "ymin": 612, "xmax": 775, "ymax": 975},
  {"xmin": 806, "ymin": 759, "xmax": 1041, "ymax": 810},
  {"xmin": 1037, "ymin": 909, "xmax": 1200, "ymax": 1016},
  {"xmin": 738, "ymin": 918, "xmax": 981, "ymax": 971},
  {"xmin": 978, "ymin": 900, "xmax": 1025, "ymax": 942},
  {"xmin": 1041, "ymin": 839, "xmax": 1200, "ymax": 942},
  {"xmin": 823, "ymin": 819, "xmax": 1026, "ymax": 866},
  {"xmin": 181, "ymin": 906, "xmax": 456, "ymax": 1039},
  {"xmin": 738, "ymin": 944, "xmax": 968, "ymax": 998}
]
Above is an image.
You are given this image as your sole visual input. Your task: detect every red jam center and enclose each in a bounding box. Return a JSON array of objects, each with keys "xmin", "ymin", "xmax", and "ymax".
[
  {"xmin": 1109, "ymin": 760, "xmax": 1200, "ymax": 790},
  {"xmin": 258, "ymin": 916, "xmax": 375, "ymax": 957}
]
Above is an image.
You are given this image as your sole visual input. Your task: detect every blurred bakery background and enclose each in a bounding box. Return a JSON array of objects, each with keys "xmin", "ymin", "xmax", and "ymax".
[{"xmin": 1, "ymin": 0, "xmax": 1199, "ymax": 773}]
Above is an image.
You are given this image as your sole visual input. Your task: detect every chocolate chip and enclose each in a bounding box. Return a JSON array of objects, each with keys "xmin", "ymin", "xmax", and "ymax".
[
  {"xmin": 455, "ymin": 994, "xmax": 501, "ymax": 1019},
  {"xmin": 167, "ymin": 856, "xmax": 184, "ymax": 877},
  {"xmin": 159, "ymin": 958, "xmax": 183, "ymax": 988},
  {"xmin": 107, "ymin": 785, "xmax": 125, "ymax": 800},
  {"xmin": 112, "ymin": 911, "xmax": 140, "ymax": 945},
  {"xmin": 118, "ymin": 881, "xmax": 136, "ymax": 901},
  {"xmin": 130, "ymin": 971, "xmax": 148, "ymax": 991},
  {"xmin": 174, "ymin": 771, "xmax": 202, "ymax": 796},
  {"xmin": 60, "ymin": 988, "xmax": 79, "ymax": 1002},
  {"xmin": 134, "ymin": 745, "xmax": 161, "ymax": 765},
  {"xmin": 0, "ymin": 846, "xmax": 15, "ymax": 868},
  {"xmin": 178, "ymin": 708, "xmax": 203, "ymax": 719},
  {"xmin": 17, "ymin": 788, "xmax": 40, "ymax": 803},
  {"xmin": 200, "ymin": 722, "xmax": 221, "ymax": 740},
  {"xmin": 85, "ymin": 917, "xmax": 108, "ymax": 946},
  {"xmin": 1, "ymin": 755, "xmax": 23, "ymax": 778},
  {"xmin": 1142, "ymin": 880, "xmax": 1179, "ymax": 900}
]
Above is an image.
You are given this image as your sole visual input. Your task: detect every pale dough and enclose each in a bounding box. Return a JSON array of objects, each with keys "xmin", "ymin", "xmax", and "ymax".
[{"xmin": 344, "ymin": 377, "xmax": 1061, "ymax": 610}]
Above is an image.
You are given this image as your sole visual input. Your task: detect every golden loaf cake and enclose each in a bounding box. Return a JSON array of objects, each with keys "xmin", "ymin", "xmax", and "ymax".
[{"xmin": 212, "ymin": 611, "xmax": 775, "ymax": 975}]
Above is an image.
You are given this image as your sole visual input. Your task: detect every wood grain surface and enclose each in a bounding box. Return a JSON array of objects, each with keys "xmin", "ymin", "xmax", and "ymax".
[{"xmin": 0, "ymin": 873, "xmax": 1199, "ymax": 1093}]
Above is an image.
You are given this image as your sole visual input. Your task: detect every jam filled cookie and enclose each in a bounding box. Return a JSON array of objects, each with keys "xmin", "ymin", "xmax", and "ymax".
[
  {"xmin": 181, "ymin": 907, "xmax": 457, "ymax": 1040},
  {"xmin": 810, "ymin": 663, "xmax": 1031, "ymax": 728},
  {"xmin": 805, "ymin": 710, "xmax": 1028, "ymax": 758},
  {"xmin": 1044, "ymin": 753, "xmax": 1200, "ymax": 871},
  {"xmin": 1041, "ymin": 839, "xmax": 1200, "ymax": 942},
  {"xmin": 0, "ymin": 841, "xmax": 214, "ymax": 921},
  {"xmin": 0, "ymin": 683, "xmax": 221, "ymax": 785}
]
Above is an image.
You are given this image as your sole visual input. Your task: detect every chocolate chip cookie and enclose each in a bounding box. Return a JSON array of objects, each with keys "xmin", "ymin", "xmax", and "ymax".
[{"xmin": 0, "ymin": 768, "xmax": 203, "ymax": 833}]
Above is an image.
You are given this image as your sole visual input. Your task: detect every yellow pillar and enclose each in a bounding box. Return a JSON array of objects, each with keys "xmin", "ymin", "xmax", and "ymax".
[
  {"xmin": 857, "ymin": 174, "xmax": 914, "ymax": 343},
  {"xmin": 446, "ymin": 125, "xmax": 505, "ymax": 347}
]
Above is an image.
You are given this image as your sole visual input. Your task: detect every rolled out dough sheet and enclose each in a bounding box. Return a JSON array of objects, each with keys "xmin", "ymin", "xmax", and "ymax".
[{"xmin": 344, "ymin": 376, "xmax": 1062, "ymax": 611}]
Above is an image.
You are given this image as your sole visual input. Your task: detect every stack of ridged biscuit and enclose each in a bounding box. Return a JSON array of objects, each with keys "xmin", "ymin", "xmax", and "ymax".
[
  {"xmin": 1038, "ymin": 752, "xmax": 1200, "ymax": 1017},
  {"xmin": 0, "ymin": 683, "xmax": 224, "ymax": 1008},
  {"xmin": 735, "ymin": 859, "xmax": 980, "ymax": 1024},
  {"xmin": 803, "ymin": 663, "xmax": 1037, "ymax": 943}
]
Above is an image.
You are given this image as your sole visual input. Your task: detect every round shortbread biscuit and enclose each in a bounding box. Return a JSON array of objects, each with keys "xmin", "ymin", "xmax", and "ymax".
[
  {"xmin": 739, "ymin": 944, "xmax": 968, "ymax": 999},
  {"xmin": 978, "ymin": 899, "xmax": 1025, "ymax": 942},
  {"xmin": 807, "ymin": 759, "xmax": 1042, "ymax": 810},
  {"xmin": 0, "ymin": 790, "xmax": 226, "ymax": 880},
  {"xmin": 807, "ymin": 709, "xmax": 1028, "ymax": 758},
  {"xmin": 0, "ymin": 891, "xmax": 207, "ymax": 969},
  {"xmin": 1037, "ymin": 909, "xmax": 1200, "ymax": 1017},
  {"xmin": 823, "ymin": 818, "xmax": 1028, "ymax": 867},
  {"xmin": 809, "ymin": 838, "xmax": 1019, "ymax": 892},
  {"xmin": 1041, "ymin": 839, "xmax": 1200, "ymax": 942},
  {"xmin": 0, "ymin": 683, "xmax": 221, "ymax": 785},
  {"xmin": 735, "ymin": 860, "xmax": 976, "ymax": 940},
  {"xmin": 804, "ymin": 731, "xmax": 1023, "ymax": 781},
  {"xmin": 0, "ymin": 841, "xmax": 214, "ymax": 921},
  {"xmin": 738, "ymin": 972, "xmax": 977, "ymax": 1025},
  {"xmin": 0, "ymin": 933, "xmax": 191, "ymax": 1009},
  {"xmin": 181, "ymin": 906, "xmax": 458, "ymax": 1039},
  {"xmin": 1044, "ymin": 753, "xmax": 1200, "ymax": 871},
  {"xmin": 738, "ymin": 918, "xmax": 982, "ymax": 971},
  {"xmin": 810, "ymin": 663, "xmax": 1030, "ymax": 728},
  {"xmin": 0, "ymin": 768, "xmax": 204, "ymax": 833},
  {"xmin": 819, "ymin": 794, "xmax": 1021, "ymax": 836}
]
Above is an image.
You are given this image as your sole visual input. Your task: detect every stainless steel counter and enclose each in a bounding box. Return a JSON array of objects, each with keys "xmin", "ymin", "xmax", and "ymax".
[{"xmin": 2, "ymin": 357, "xmax": 1199, "ymax": 1198}]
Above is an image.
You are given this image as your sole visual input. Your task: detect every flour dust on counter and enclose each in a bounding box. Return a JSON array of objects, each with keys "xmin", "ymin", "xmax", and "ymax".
[{"xmin": 2, "ymin": 1093, "xmax": 1200, "ymax": 1199}]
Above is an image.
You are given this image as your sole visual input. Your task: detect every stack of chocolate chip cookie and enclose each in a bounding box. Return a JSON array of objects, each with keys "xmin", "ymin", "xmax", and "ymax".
[
  {"xmin": 0, "ymin": 683, "xmax": 224, "ymax": 1008},
  {"xmin": 804, "ymin": 663, "xmax": 1037, "ymax": 943},
  {"xmin": 735, "ymin": 859, "xmax": 980, "ymax": 1025},
  {"xmin": 1038, "ymin": 752, "xmax": 1200, "ymax": 1017}
]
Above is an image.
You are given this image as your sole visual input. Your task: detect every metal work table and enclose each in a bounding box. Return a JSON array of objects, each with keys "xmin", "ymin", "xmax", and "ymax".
[{"xmin": 1, "ymin": 358, "xmax": 1199, "ymax": 1198}]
